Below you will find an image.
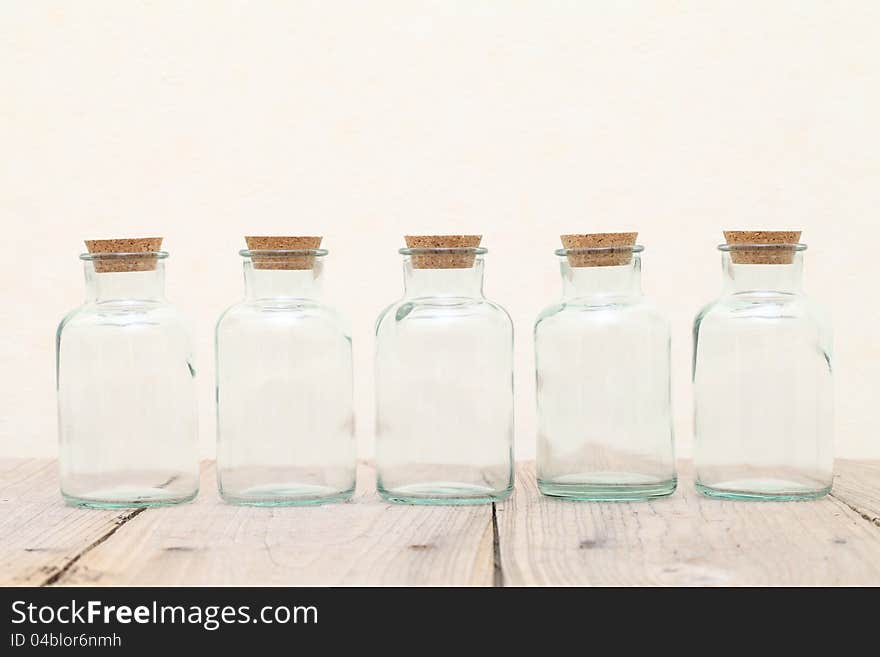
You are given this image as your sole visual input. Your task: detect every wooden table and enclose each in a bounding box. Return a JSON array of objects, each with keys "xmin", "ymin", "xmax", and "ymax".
[{"xmin": 2, "ymin": 459, "xmax": 879, "ymax": 586}]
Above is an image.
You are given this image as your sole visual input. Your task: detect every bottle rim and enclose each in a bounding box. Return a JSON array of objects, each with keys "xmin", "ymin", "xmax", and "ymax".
[
  {"xmin": 239, "ymin": 248, "xmax": 328, "ymax": 258},
  {"xmin": 399, "ymin": 246, "xmax": 488, "ymax": 256},
  {"xmin": 718, "ymin": 242, "xmax": 807, "ymax": 252},
  {"xmin": 80, "ymin": 251, "xmax": 169, "ymax": 261},
  {"xmin": 555, "ymin": 245, "xmax": 644, "ymax": 257}
]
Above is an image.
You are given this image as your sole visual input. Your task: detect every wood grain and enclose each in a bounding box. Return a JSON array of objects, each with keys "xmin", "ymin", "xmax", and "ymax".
[
  {"xmin": 831, "ymin": 460, "xmax": 880, "ymax": 527},
  {"xmin": 0, "ymin": 459, "xmax": 144, "ymax": 585},
  {"xmin": 495, "ymin": 460, "xmax": 880, "ymax": 586},
  {"xmin": 3, "ymin": 458, "xmax": 879, "ymax": 587},
  {"xmin": 49, "ymin": 463, "xmax": 495, "ymax": 586}
]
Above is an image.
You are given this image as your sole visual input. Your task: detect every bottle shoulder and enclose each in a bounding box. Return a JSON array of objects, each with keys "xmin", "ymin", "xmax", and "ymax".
[
  {"xmin": 694, "ymin": 292, "xmax": 833, "ymax": 363},
  {"xmin": 693, "ymin": 292, "xmax": 833, "ymax": 357},
  {"xmin": 534, "ymin": 302, "xmax": 566, "ymax": 327},
  {"xmin": 217, "ymin": 298, "xmax": 350, "ymax": 336},
  {"xmin": 535, "ymin": 297, "xmax": 668, "ymax": 331},
  {"xmin": 375, "ymin": 296, "xmax": 512, "ymax": 334},
  {"xmin": 59, "ymin": 300, "xmax": 187, "ymax": 330},
  {"xmin": 56, "ymin": 302, "xmax": 194, "ymax": 359},
  {"xmin": 695, "ymin": 291, "xmax": 830, "ymax": 327}
]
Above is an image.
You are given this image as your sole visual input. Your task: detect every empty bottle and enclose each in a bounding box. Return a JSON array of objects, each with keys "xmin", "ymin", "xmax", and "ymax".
[
  {"xmin": 375, "ymin": 235, "xmax": 514, "ymax": 504},
  {"xmin": 56, "ymin": 238, "xmax": 199, "ymax": 507},
  {"xmin": 216, "ymin": 236, "xmax": 356, "ymax": 505},
  {"xmin": 535, "ymin": 233, "xmax": 676, "ymax": 500},
  {"xmin": 693, "ymin": 231, "xmax": 833, "ymax": 500}
]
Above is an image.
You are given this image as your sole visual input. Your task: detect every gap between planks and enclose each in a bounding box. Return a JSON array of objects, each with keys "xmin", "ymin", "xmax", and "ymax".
[
  {"xmin": 40, "ymin": 508, "xmax": 146, "ymax": 586},
  {"xmin": 829, "ymin": 493, "xmax": 880, "ymax": 528},
  {"xmin": 491, "ymin": 503, "xmax": 504, "ymax": 587}
]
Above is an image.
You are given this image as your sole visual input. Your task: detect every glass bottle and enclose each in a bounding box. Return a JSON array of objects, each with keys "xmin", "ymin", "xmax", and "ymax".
[
  {"xmin": 216, "ymin": 236, "xmax": 356, "ymax": 505},
  {"xmin": 375, "ymin": 235, "xmax": 514, "ymax": 504},
  {"xmin": 693, "ymin": 231, "xmax": 833, "ymax": 500},
  {"xmin": 56, "ymin": 238, "xmax": 200, "ymax": 507},
  {"xmin": 535, "ymin": 233, "xmax": 677, "ymax": 500}
]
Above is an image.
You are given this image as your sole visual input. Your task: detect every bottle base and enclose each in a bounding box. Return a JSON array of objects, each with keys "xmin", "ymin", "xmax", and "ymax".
[
  {"xmin": 63, "ymin": 488, "xmax": 198, "ymax": 509},
  {"xmin": 538, "ymin": 476, "xmax": 677, "ymax": 501},
  {"xmin": 220, "ymin": 483, "xmax": 355, "ymax": 506},
  {"xmin": 378, "ymin": 481, "xmax": 513, "ymax": 506},
  {"xmin": 696, "ymin": 479, "xmax": 831, "ymax": 501}
]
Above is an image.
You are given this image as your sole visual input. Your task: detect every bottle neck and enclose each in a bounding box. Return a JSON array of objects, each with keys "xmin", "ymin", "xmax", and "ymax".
[
  {"xmin": 560, "ymin": 256, "xmax": 642, "ymax": 300},
  {"xmin": 403, "ymin": 257, "xmax": 485, "ymax": 299},
  {"xmin": 243, "ymin": 260, "xmax": 324, "ymax": 300},
  {"xmin": 721, "ymin": 252, "xmax": 804, "ymax": 294},
  {"xmin": 85, "ymin": 262, "xmax": 166, "ymax": 302}
]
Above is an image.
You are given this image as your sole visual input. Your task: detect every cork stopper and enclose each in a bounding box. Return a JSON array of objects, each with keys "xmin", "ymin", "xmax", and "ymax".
[
  {"xmin": 84, "ymin": 237, "xmax": 164, "ymax": 273},
  {"xmin": 560, "ymin": 233, "xmax": 638, "ymax": 267},
  {"xmin": 404, "ymin": 235, "xmax": 483, "ymax": 269},
  {"xmin": 244, "ymin": 236, "xmax": 323, "ymax": 270},
  {"xmin": 723, "ymin": 231, "xmax": 802, "ymax": 264}
]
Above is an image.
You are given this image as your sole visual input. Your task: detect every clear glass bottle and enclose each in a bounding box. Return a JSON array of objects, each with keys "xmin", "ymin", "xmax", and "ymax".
[
  {"xmin": 216, "ymin": 236, "xmax": 356, "ymax": 505},
  {"xmin": 375, "ymin": 235, "xmax": 514, "ymax": 504},
  {"xmin": 535, "ymin": 233, "xmax": 677, "ymax": 500},
  {"xmin": 57, "ymin": 238, "xmax": 200, "ymax": 507},
  {"xmin": 693, "ymin": 231, "xmax": 833, "ymax": 500}
]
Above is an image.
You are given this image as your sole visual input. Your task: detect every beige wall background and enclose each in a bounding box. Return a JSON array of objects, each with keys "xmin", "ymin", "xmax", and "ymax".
[{"xmin": 1, "ymin": 1, "xmax": 878, "ymax": 460}]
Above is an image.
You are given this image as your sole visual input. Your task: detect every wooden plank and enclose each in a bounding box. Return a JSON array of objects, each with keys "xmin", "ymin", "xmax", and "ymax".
[
  {"xmin": 6, "ymin": 458, "xmax": 879, "ymax": 587},
  {"xmin": 495, "ymin": 460, "xmax": 880, "ymax": 586},
  {"xmin": 831, "ymin": 459, "xmax": 880, "ymax": 527},
  {"xmin": 0, "ymin": 459, "xmax": 144, "ymax": 586},
  {"xmin": 51, "ymin": 462, "xmax": 495, "ymax": 586}
]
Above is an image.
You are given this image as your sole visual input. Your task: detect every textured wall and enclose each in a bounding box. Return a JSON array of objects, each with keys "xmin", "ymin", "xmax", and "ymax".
[{"xmin": 1, "ymin": 1, "xmax": 878, "ymax": 459}]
